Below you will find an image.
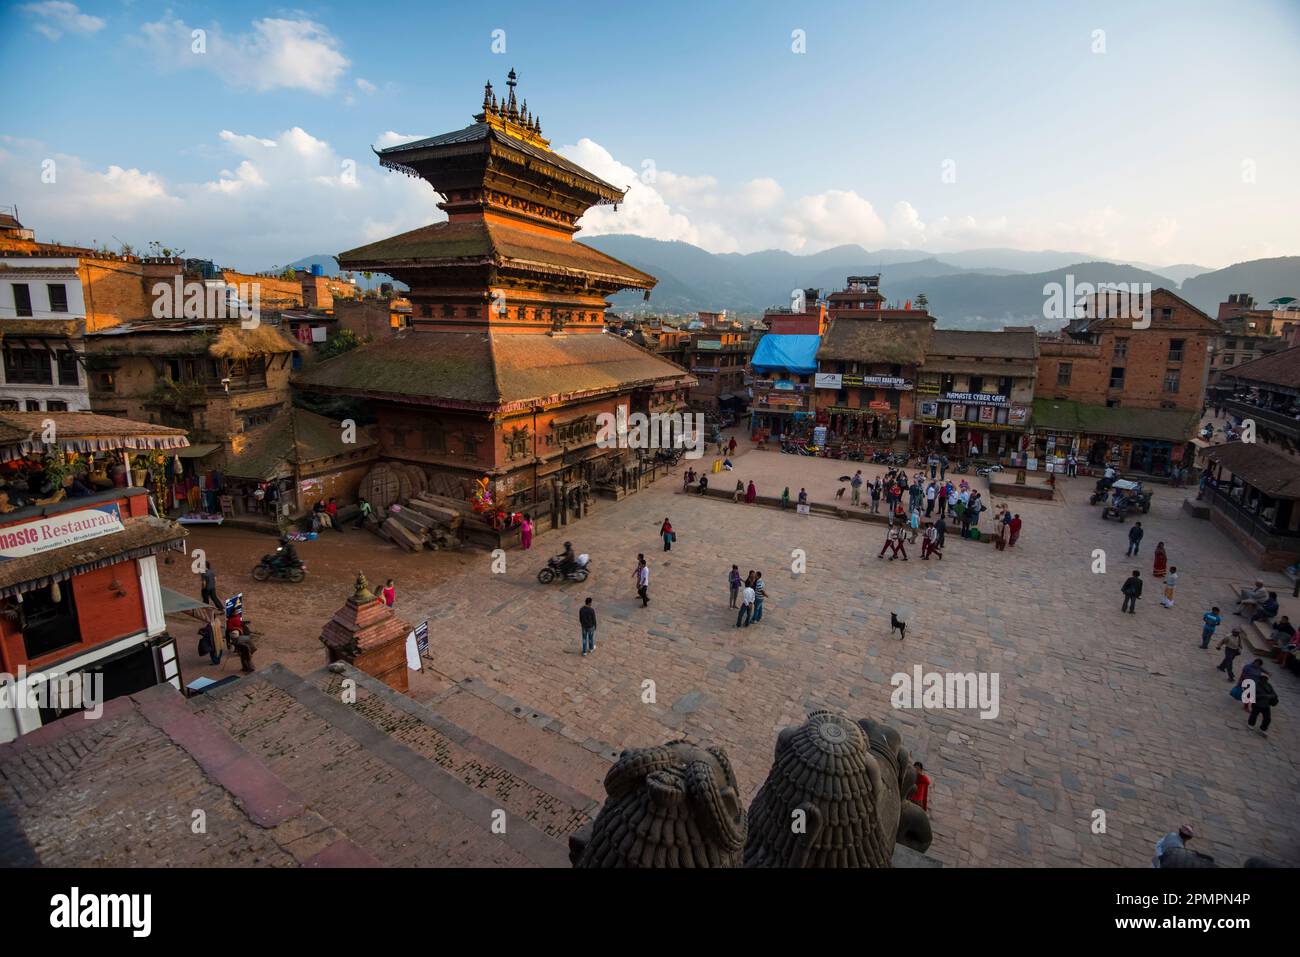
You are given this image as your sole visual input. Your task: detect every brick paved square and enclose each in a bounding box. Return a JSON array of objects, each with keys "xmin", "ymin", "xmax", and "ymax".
[{"xmin": 410, "ymin": 444, "xmax": 1300, "ymax": 868}]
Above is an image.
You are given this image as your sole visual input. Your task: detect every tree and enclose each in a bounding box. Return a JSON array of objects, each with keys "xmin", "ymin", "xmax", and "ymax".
[
  {"xmin": 915, "ymin": 293, "xmax": 929, "ymax": 309},
  {"xmin": 318, "ymin": 328, "xmax": 366, "ymax": 359}
]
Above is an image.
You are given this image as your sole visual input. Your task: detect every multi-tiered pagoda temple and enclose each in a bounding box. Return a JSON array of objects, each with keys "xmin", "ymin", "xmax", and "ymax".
[{"xmin": 297, "ymin": 72, "xmax": 692, "ymax": 527}]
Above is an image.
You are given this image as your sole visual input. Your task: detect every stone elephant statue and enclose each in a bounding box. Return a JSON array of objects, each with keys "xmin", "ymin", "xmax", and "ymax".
[
  {"xmin": 569, "ymin": 740, "xmax": 747, "ymax": 867},
  {"xmin": 743, "ymin": 710, "xmax": 932, "ymax": 867}
]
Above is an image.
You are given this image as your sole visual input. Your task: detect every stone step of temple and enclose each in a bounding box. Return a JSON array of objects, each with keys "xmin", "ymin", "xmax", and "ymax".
[
  {"xmin": 192, "ymin": 663, "xmax": 577, "ymax": 867},
  {"xmin": 301, "ymin": 666, "xmax": 607, "ymax": 839}
]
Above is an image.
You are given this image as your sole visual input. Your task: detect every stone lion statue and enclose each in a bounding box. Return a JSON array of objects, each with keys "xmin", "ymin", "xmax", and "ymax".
[
  {"xmin": 743, "ymin": 710, "xmax": 933, "ymax": 867},
  {"xmin": 569, "ymin": 740, "xmax": 747, "ymax": 867}
]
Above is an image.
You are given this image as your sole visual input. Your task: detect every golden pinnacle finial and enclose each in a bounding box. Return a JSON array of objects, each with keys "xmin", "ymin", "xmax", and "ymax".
[{"xmin": 352, "ymin": 572, "xmax": 376, "ymax": 604}]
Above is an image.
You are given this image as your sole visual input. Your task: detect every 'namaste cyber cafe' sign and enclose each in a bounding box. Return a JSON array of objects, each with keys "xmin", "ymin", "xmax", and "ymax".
[{"xmin": 0, "ymin": 504, "xmax": 125, "ymax": 561}]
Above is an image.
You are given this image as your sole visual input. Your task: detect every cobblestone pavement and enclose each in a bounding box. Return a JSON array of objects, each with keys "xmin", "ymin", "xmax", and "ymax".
[{"xmin": 409, "ymin": 442, "xmax": 1300, "ymax": 868}]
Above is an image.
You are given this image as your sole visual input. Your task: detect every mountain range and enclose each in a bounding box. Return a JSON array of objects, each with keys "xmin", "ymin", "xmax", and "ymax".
[{"xmin": 283, "ymin": 242, "xmax": 1300, "ymax": 330}]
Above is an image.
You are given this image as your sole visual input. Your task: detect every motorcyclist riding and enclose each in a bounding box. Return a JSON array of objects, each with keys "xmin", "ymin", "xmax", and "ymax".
[
  {"xmin": 274, "ymin": 535, "xmax": 300, "ymax": 570},
  {"xmin": 557, "ymin": 541, "xmax": 577, "ymax": 578}
]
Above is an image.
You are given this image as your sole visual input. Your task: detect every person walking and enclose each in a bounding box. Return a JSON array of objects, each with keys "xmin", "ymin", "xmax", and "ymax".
[
  {"xmin": 1247, "ymin": 672, "xmax": 1278, "ymax": 736},
  {"xmin": 1121, "ymin": 570, "xmax": 1143, "ymax": 613},
  {"xmin": 1200, "ymin": 606, "xmax": 1222, "ymax": 648},
  {"xmin": 934, "ymin": 514, "xmax": 947, "ymax": 550},
  {"xmin": 1161, "ymin": 566, "xmax": 1178, "ymax": 607},
  {"xmin": 1008, "ymin": 513, "xmax": 1022, "ymax": 547},
  {"xmin": 659, "ymin": 517, "xmax": 674, "ymax": 552},
  {"xmin": 939, "ymin": 454, "xmax": 949, "ymax": 480},
  {"xmin": 381, "ymin": 579, "xmax": 396, "ymax": 607},
  {"xmin": 736, "ymin": 581, "xmax": 755, "ymax": 628},
  {"xmin": 925, "ymin": 481, "xmax": 937, "ymax": 517},
  {"xmin": 1215, "ymin": 626, "xmax": 1244, "ymax": 680},
  {"xmin": 354, "ymin": 496, "xmax": 375, "ymax": 529},
  {"xmin": 579, "ymin": 597, "xmax": 597, "ymax": 657},
  {"xmin": 751, "ymin": 572, "xmax": 767, "ymax": 624},
  {"xmin": 745, "ymin": 480, "xmax": 757, "ymax": 504},
  {"xmin": 908, "ymin": 506, "xmax": 921, "ymax": 544},
  {"xmin": 928, "ymin": 452, "xmax": 938, "ymax": 480},
  {"xmin": 634, "ymin": 555, "xmax": 650, "ymax": 607},
  {"xmin": 727, "ymin": 435, "xmax": 737, "ymax": 457},
  {"xmin": 728, "ymin": 564, "xmax": 742, "ymax": 609},
  {"xmin": 851, "ymin": 470, "xmax": 863, "ymax": 505},
  {"xmin": 869, "ymin": 479, "xmax": 881, "ymax": 514},
  {"xmin": 921, "ymin": 522, "xmax": 941, "ymax": 560},
  {"xmin": 1126, "ymin": 521, "xmax": 1144, "ymax": 556},
  {"xmin": 197, "ymin": 617, "xmax": 223, "ymax": 665},
  {"xmin": 519, "ymin": 514, "xmax": 534, "ymax": 550},
  {"xmin": 780, "ymin": 486, "xmax": 790, "ymax": 510},
  {"xmin": 199, "ymin": 562, "xmax": 221, "ymax": 610}
]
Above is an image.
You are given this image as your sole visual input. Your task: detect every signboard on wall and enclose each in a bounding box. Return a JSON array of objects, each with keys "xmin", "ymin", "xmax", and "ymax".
[
  {"xmin": 1008, "ymin": 406, "xmax": 1028, "ymax": 426},
  {"xmin": 0, "ymin": 504, "xmax": 124, "ymax": 561},
  {"xmin": 944, "ymin": 392, "xmax": 1009, "ymax": 405},
  {"xmin": 919, "ymin": 400, "xmax": 940, "ymax": 418},
  {"xmin": 815, "ymin": 373, "xmax": 842, "ymax": 389}
]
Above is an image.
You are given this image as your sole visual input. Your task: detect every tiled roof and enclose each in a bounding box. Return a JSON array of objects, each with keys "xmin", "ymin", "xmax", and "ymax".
[
  {"xmin": 0, "ymin": 412, "xmax": 189, "ymax": 462},
  {"xmin": 378, "ymin": 123, "xmax": 622, "ymax": 195},
  {"xmin": 0, "ymin": 516, "xmax": 186, "ymax": 597},
  {"xmin": 295, "ymin": 330, "xmax": 691, "ymax": 411},
  {"xmin": 338, "ymin": 219, "xmax": 654, "ymax": 290},
  {"xmin": 1207, "ymin": 441, "xmax": 1300, "ymax": 498},
  {"xmin": 817, "ymin": 316, "xmax": 933, "ymax": 365},
  {"xmin": 1030, "ymin": 399, "xmax": 1199, "ymax": 443},
  {"xmin": 223, "ymin": 408, "xmax": 377, "ymax": 481},
  {"xmin": 1217, "ymin": 344, "xmax": 1300, "ymax": 390}
]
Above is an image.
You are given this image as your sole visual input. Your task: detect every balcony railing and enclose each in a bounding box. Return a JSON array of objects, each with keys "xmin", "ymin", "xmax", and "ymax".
[
  {"xmin": 1224, "ymin": 399, "xmax": 1300, "ymax": 438},
  {"xmin": 1208, "ymin": 486, "xmax": 1300, "ymax": 543}
]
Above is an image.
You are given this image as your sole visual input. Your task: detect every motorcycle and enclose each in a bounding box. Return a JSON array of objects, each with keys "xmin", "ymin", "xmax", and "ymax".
[
  {"xmin": 953, "ymin": 461, "xmax": 971, "ymax": 474},
  {"xmin": 976, "ymin": 464, "xmax": 1004, "ymax": 477},
  {"xmin": 252, "ymin": 553, "xmax": 307, "ymax": 583},
  {"xmin": 537, "ymin": 554, "xmax": 591, "ymax": 584}
]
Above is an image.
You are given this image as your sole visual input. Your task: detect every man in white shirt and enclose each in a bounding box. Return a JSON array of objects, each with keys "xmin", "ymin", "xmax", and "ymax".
[{"xmin": 736, "ymin": 584, "xmax": 756, "ymax": 628}]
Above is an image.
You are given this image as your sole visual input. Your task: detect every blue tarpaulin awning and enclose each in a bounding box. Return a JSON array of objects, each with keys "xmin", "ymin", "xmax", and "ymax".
[{"xmin": 752, "ymin": 334, "xmax": 821, "ymax": 374}]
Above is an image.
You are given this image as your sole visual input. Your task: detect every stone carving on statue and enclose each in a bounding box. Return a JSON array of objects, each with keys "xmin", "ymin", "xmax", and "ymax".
[
  {"xmin": 570, "ymin": 741, "xmax": 747, "ymax": 867},
  {"xmin": 744, "ymin": 710, "xmax": 932, "ymax": 867}
]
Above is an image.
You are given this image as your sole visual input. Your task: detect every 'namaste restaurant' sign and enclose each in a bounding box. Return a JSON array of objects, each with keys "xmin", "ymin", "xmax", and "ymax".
[{"xmin": 0, "ymin": 504, "xmax": 125, "ymax": 561}]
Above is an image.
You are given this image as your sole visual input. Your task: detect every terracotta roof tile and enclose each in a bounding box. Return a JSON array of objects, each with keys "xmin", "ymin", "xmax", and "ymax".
[
  {"xmin": 818, "ymin": 316, "xmax": 934, "ymax": 365},
  {"xmin": 1218, "ymin": 344, "xmax": 1300, "ymax": 390},
  {"xmin": 1207, "ymin": 440, "xmax": 1300, "ymax": 498}
]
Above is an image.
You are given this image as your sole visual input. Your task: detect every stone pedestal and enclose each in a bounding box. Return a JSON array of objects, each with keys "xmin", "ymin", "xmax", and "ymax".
[{"xmin": 319, "ymin": 573, "xmax": 413, "ymax": 693}]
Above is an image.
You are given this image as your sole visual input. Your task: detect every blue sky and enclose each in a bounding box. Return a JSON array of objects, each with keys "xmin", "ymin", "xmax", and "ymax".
[{"xmin": 2, "ymin": 0, "xmax": 1297, "ymax": 270}]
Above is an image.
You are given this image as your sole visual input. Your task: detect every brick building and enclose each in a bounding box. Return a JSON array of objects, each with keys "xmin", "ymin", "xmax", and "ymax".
[
  {"xmin": 684, "ymin": 330, "xmax": 751, "ymax": 413},
  {"xmin": 813, "ymin": 276, "xmax": 934, "ymax": 446},
  {"xmin": 1032, "ymin": 288, "xmax": 1218, "ymax": 475},
  {"xmin": 914, "ymin": 329, "xmax": 1038, "ymax": 459},
  {"xmin": 0, "ymin": 414, "xmax": 191, "ymax": 743}
]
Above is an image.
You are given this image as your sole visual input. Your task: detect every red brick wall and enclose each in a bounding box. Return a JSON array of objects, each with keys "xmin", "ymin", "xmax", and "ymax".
[{"xmin": 0, "ymin": 558, "xmax": 147, "ymax": 671}]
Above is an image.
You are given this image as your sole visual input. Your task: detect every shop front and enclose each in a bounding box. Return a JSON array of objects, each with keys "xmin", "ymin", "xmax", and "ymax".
[
  {"xmin": 1028, "ymin": 399, "xmax": 1197, "ymax": 477},
  {"xmin": 913, "ymin": 393, "xmax": 1030, "ymax": 460}
]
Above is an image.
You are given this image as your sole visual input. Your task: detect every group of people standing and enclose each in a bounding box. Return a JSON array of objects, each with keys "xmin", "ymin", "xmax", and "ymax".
[{"xmin": 728, "ymin": 565, "xmax": 767, "ymax": 627}]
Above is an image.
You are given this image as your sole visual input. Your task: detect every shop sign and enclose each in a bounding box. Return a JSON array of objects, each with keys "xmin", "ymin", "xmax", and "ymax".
[
  {"xmin": 815, "ymin": 373, "xmax": 842, "ymax": 389},
  {"xmin": 1008, "ymin": 406, "xmax": 1028, "ymax": 426},
  {"xmin": 944, "ymin": 392, "xmax": 1009, "ymax": 405},
  {"xmin": 869, "ymin": 400, "xmax": 892, "ymax": 411},
  {"xmin": 919, "ymin": 400, "xmax": 940, "ymax": 418},
  {"xmin": 841, "ymin": 374, "xmax": 912, "ymax": 390},
  {"xmin": 978, "ymin": 405, "xmax": 996, "ymax": 423},
  {"xmin": 0, "ymin": 504, "xmax": 124, "ymax": 561}
]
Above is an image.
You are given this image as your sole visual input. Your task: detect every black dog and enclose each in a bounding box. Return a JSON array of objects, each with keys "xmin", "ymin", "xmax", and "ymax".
[{"xmin": 890, "ymin": 612, "xmax": 907, "ymax": 641}]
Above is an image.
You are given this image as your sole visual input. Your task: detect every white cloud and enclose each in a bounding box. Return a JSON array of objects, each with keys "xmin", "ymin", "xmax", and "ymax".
[
  {"xmin": 0, "ymin": 129, "xmax": 432, "ymax": 266},
  {"xmin": 19, "ymin": 1, "xmax": 104, "ymax": 40},
  {"xmin": 374, "ymin": 131, "xmax": 427, "ymax": 149},
  {"xmin": 135, "ymin": 15, "xmax": 350, "ymax": 94},
  {"xmin": 355, "ymin": 78, "xmax": 377, "ymax": 94}
]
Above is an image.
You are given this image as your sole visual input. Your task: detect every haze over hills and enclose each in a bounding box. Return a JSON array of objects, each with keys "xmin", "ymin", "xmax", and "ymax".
[{"xmin": 278, "ymin": 241, "xmax": 1299, "ymax": 330}]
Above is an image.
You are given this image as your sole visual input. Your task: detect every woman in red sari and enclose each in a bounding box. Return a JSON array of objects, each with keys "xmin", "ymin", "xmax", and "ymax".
[
  {"xmin": 745, "ymin": 480, "xmax": 757, "ymax": 504},
  {"xmin": 1152, "ymin": 541, "xmax": 1168, "ymax": 580}
]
